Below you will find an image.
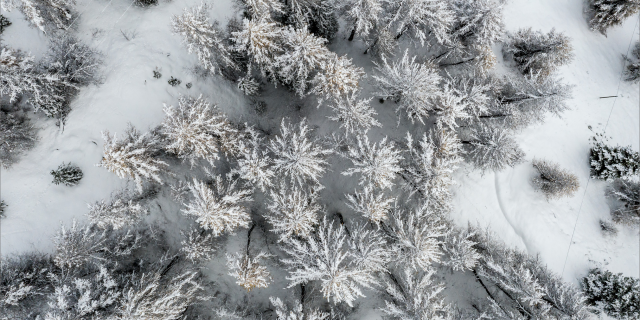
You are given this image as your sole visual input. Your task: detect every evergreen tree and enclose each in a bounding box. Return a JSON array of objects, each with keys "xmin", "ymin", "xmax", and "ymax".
[
  {"xmin": 464, "ymin": 125, "xmax": 525, "ymax": 172},
  {"xmin": 1, "ymin": 0, "xmax": 76, "ymax": 32},
  {"xmin": 346, "ymin": 185, "xmax": 395, "ymax": 225},
  {"xmin": 342, "ymin": 0, "xmax": 383, "ymax": 41},
  {"xmin": 590, "ymin": 135, "xmax": 639, "ymax": 180},
  {"xmin": 270, "ymin": 297, "xmax": 329, "ymax": 320},
  {"xmin": 232, "ymin": 127, "xmax": 275, "ymax": 192},
  {"xmin": 342, "ymin": 136, "xmax": 403, "ymax": 190},
  {"xmin": 98, "ymin": 125, "xmax": 168, "ymax": 192},
  {"xmin": 503, "ymin": 28, "xmax": 573, "ymax": 77},
  {"xmin": 266, "ymin": 183, "xmax": 322, "ymax": 241},
  {"xmin": 450, "ymin": 0, "xmax": 504, "ymax": 47},
  {"xmin": 531, "ymin": 159, "xmax": 580, "ymax": 199},
  {"xmin": 180, "ymin": 227, "xmax": 217, "ymax": 263},
  {"xmin": 87, "ymin": 187, "xmax": 150, "ymax": 230},
  {"xmin": 624, "ymin": 41, "xmax": 640, "ymax": 83},
  {"xmin": 231, "ymin": 18, "xmax": 283, "ymax": 79},
  {"xmin": 172, "ymin": 2, "xmax": 236, "ymax": 75},
  {"xmin": 582, "ymin": 268, "xmax": 639, "ymax": 319},
  {"xmin": 0, "ymin": 107, "xmax": 37, "ymax": 169},
  {"xmin": 589, "ymin": 0, "xmax": 640, "ymax": 35},
  {"xmin": 607, "ymin": 179, "xmax": 640, "ymax": 226},
  {"xmin": 381, "ymin": 268, "xmax": 449, "ymax": 319},
  {"xmin": 226, "ymin": 251, "xmax": 272, "ymax": 291},
  {"xmin": 0, "ymin": 200, "xmax": 6, "ymax": 219},
  {"xmin": 373, "ymin": 50, "xmax": 442, "ymax": 124},
  {"xmin": 327, "ymin": 94, "xmax": 381, "ymax": 136},
  {"xmin": 0, "ymin": 15, "xmax": 11, "ymax": 34},
  {"xmin": 44, "ymin": 35, "xmax": 102, "ymax": 87},
  {"xmin": 240, "ymin": 0, "xmax": 284, "ymax": 21},
  {"xmin": 50, "ymin": 163, "xmax": 83, "ymax": 186},
  {"xmin": 383, "ymin": 0, "xmax": 455, "ymax": 45},
  {"xmin": 311, "ymin": 53, "xmax": 364, "ymax": 103}
]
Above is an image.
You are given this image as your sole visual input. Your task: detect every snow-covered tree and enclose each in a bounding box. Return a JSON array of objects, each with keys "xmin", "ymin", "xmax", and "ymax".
[
  {"xmin": 0, "ymin": 254, "xmax": 52, "ymax": 313},
  {"xmin": 430, "ymin": 83, "xmax": 471, "ymax": 130},
  {"xmin": 503, "ymin": 28, "xmax": 573, "ymax": 77},
  {"xmin": 180, "ymin": 227, "xmax": 217, "ymax": 263},
  {"xmin": 386, "ymin": 204, "xmax": 446, "ymax": 270},
  {"xmin": 87, "ymin": 188, "xmax": 149, "ymax": 230},
  {"xmin": 450, "ymin": 0, "xmax": 504, "ymax": 46},
  {"xmin": 267, "ymin": 184, "xmax": 322, "ymax": 241},
  {"xmin": 98, "ymin": 125, "xmax": 168, "ymax": 192},
  {"xmin": 447, "ymin": 75, "xmax": 494, "ymax": 118},
  {"xmin": 172, "ymin": 2, "xmax": 236, "ymax": 74},
  {"xmin": 464, "ymin": 125, "xmax": 524, "ymax": 172},
  {"xmin": 0, "ymin": 108, "xmax": 37, "ymax": 168},
  {"xmin": 582, "ymin": 268, "xmax": 639, "ymax": 319},
  {"xmin": 624, "ymin": 42, "xmax": 640, "ymax": 83},
  {"xmin": 240, "ymin": 0, "xmax": 284, "ymax": 20},
  {"xmin": 347, "ymin": 223, "xmax": 392, "ymax": 273},
  {"xmin": 162, "ymin": 95, "xmax": 240, "ymax": 166},
  {"xmin": 373, "ymin": 50, "xmax": 441, "ymax": 124},
  {"xmin": 282, "ymin": 0, "xmax": 321, "ymax": 27},
  {"xmin": 383, "ymin": 0, "xmax": 455, "ymax": 45},
  {"xmin": 589, "ymin": 0, "xmax": 640, "ymax": 35},
  {"xmin": 531, "ymin": 159, "xmax": 580, "ymax": 199},
  {"xmin": 50, "ymin": 162, "xmax": 83, "ymax": 186},
  {"xmin": 269, "ymin": 119, "xmax": 332, "ymax": 187},
  {"xmin": 342, "ymin": 0, "xmax": 383, "ymax": 41},
  {"xmin": 590, "ymin": 135, "xmax": 640, "ymax": 181},
  {"xmin": 232, "ymin": 18, "xmax": 283, "ymax": 78},
  {"xmin": 607, "ymin": 179, "xmax": 640, "ymax": 226},
  {"xmin": 44, "ymin": 35, "xmax": 101, "ymax": 87},
  {"xmin": 441, "ymin": 227, "xmax": 480, "ymax": 272},
  {"xmin": 237, "ymin": 65, "xmax": 260, "ymax": 95},
  {"xmin": 311, "ymin": 53, "xmax": 364, "ymax": 103},
  {"xmin": 0, "ymin": 47, "xmax": 72, "ymax": 118},
  {"xmin": 1, "ymin": 0, "xmax": 76, "ymax": 32},
  {"xmin": 346, "ymin": 185, "xmax": 395, "ymax": 224},
  {"xmin": 281, "ymin": 218, "xmax": 377, "ymax": 307},
  {"xmin": 232, "ymin": 127, "xmax": 275, "ymax": 192},
  {"xmin": 342, "ymin": 136, "xmax": 403, "ymax": 190},
  {"xmin": 381, "ymin": 268, "xmax": 449, "ymax": 320},
  {"xmin": 226, "ymin": 251, "xmax": 272, "ymax": 291},
  {"xmin": 327, "ymin": 94, "xmax": 381, "ymax": 135},
  {"xmin": 111, "ymin": 271, "xmax": 204, "ymax": 320},
  {"xmin": 403, "ymin": 130, "xmax": 463, "ymax": 210},
  {"xmin": 366, "ymin": 26, "xmax": 397, "ymax": 59},
  {"xmin": 182, "ymin": 176, "xmax": 252, "ymax": 236},
  {"xmin": 270, "ymin": 297, "xmax": 329, "ymax": 320},
  {"xmin": 276, "ymin": 26, "xmax": 332, "ymax": 96}
]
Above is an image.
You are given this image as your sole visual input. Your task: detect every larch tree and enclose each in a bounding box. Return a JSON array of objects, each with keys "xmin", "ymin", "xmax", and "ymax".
[
  {"xmin": 464, "ymin": 125, "xmax": 525, "ymax": 172},
  {"xmin": 342, "ymin": 0, "xmax": 383, "ymax": 41},
  {"xmin": 266, "ymin": 183, "xmax": 322, "ymax": 241},
  {"xmin": 311, "ymin": 53, "xmax": 365, "ymax": 104},
  {"xmin": 87, "ymin": 188, "xmax": 149, "ymax": 230},
  {"xmin": 231, "ymin": 18, "xmax": 283, "ymax": 79},
  {"xmin": 226, "ymin": 251, "xmax": 272, "ymax": 291},
  {"xmin": 342, "ymin": 136, "xmax": 403, "ymax": 190},
  {"xmin": 327, "ymin": 94, "xmax": 381, "ymax": 136},
  {"xmin": 381, "ymin": 268, "xmax": 449, "ymax": 320},
  {"xmin": 346, "ymin": 184, "xmax": 395, "ymax": 225},
  {"xmin": 383, "ymin": 0, "xmax": 455, "ymax": 45},
  {"xmin": 503, "ymin": 28, "xmax": 573, "ymax": 78}
]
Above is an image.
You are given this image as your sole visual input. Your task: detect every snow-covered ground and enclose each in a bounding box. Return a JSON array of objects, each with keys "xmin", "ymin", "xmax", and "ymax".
[{"xmin": 1, "ymin": 0, "xmax": 638, "ymax": 299}]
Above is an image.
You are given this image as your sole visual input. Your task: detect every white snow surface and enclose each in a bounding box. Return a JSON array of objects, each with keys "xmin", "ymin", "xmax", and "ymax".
[{"xmin": 1, "ymin": 0, "xmax": 638, "ymax": 302}]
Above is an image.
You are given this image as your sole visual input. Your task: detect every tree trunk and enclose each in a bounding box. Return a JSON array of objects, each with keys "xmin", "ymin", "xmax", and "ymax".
[{"xmin": 348, "ymin": 22, "xmax": 357, "ymax": 41}]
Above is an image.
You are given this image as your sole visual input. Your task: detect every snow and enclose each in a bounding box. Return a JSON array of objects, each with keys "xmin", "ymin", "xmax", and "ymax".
[{"xmin": 0, "ymin": 0, "xmax": 638, "ymax": 314}]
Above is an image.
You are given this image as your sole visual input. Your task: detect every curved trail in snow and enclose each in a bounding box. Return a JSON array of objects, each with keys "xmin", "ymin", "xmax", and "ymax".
[{"xmin": 494, "ymin": 173, "xmax": 530, "ymax": 253}]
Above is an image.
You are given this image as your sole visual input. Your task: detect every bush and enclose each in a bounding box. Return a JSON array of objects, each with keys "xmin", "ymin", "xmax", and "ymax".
[
  {"xmin": 135, "ymin": 0, "xmax": 158, "ymax": 7},
  {"xmin": 607, "ymin": 179, "xmax": 640, "ymax": 226},
  {"xmin": 44, "ymin": 35, "xmax": 102, "ymax": 87},
  {"xmin": 0, "ymin": 107, "xmax": 38, "ymax": 169},
  {"xmin": 51, "ymin": 163, "xmax": 83, "ymax": 186},
  {"xmin": 503, "ymin": 28, "xmax": 573, "ymax": 77},
  {"xmin": 599, "ymin": 219, "xmax": 618, "ymax": 236},
  {"xmin": 590, "ymin": 135, "xmax": 639, "ymax": 181},
  {"xmin": 0, "ymin": 200, "xmax": 6, "ymax": 218},
  {"xmin": 0, "ymin": 15, "xmax": 11, "ymax": 34},
  {"xmin": 582, "ymin": 268, "xmax": 640, "ymax": 319},
  {"xmin": 531, "ymin": 159, "xmax": 580, "ymax": 199}
]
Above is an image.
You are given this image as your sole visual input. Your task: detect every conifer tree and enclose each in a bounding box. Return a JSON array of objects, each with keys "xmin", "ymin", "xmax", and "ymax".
[
  {"xmin": 589, "ymin": 0, "xmax": 640, "ymax": 35},
  {"xmin": 624, "ymin": 42, "xmax": 640, "ymax": 83},
  {"xmin": 503, "ymin": 28, "xmax": 573, "ymax": 77},
  {"xmin": 383, "ymin": 0, "xmax": 455, "ymax": 45},
  {"xmin": 311, "ymin": 53, "xmax": 365, "ymax": 103},
  {"xmin": 267, "ymin": 183, "xmax": 322, "ymax": 241},
  {"xmin": 590, "ymin": 135, "xmax": 640, "ymax": 180},
  {"xmin": 346, "ymin": 185, "xmax": 395, "ymax": 225},
  {"xmin": 381, "ymin": 268, "xmax": 449, "ymax": 319},
  {"xmin": 232, "ymin": 18, "xmax": 283, "ymax": 79},
  {"xmin": 582, "ymin": 268, "xmax": 639, "ymax": 319},
  {"xmin": 87, "ymin": 188, "xmax": 150, "ymax": 230},
  {"xmin": 342, "ymin": 136, "xmax": 403, "ymax": 190},
  {"xmin": 327, "ymin": 94, "xmax": 381, "ymax": 136},
  {"xmin": 342, "ymin": 0, "xmax": 383, "ymax": 41},
  {"xmin": 464, "ymin": 125, "xmax": 525, "ymax": 172},
  {"xmin": 50, "ymin": 163, "xmax": 83, "ymax": 186},
  {"xmin": 607, "ymin": 179, "xmax": 640, "ymax": 226},
  {"xmin": 227, "ymin": 251, "xmax": 272, "ymax": 291},
  {"xmin": 0, "ymin": 108, "xmax": 37, "ymax": 168}
]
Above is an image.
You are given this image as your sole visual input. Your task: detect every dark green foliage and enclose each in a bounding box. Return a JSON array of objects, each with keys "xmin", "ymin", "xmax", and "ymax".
[
  {"xmin": 0, "ymin": 15, "xmax": 11, "ymax": 34},
  {"xmin": 186, "ymin": 82, "xmax": 192, "ymax": 89},
  {"xmin": 135, "ymin": 0, "xmax": 158, "ymax": 7},
  {"xmin": 582, "ymin": 268, "xmax": 640, "ymax": 319},
  {"xmin": 607, "ymin": 179, "xmax": 640, "ymax": 226},
  {"xmin": 624, "ymin": 42, "xmax": 640, "ymax": 83},
  {"xmin": 51, "ymin": 163, "xmax": 83, "ymax": 186},
  {"xmin": 590, "ymin": 135, "xmax": 639, "ymax": 180},
  {"xmin": 153, "ymin": 68, "xmax": 162, "ymax": 78},
  {"xmin": 168, "ymin": 76, "xmax": 181, "ymax": 86}
]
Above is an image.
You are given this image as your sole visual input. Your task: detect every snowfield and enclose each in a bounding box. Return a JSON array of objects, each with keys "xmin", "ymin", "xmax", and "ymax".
[{"xmin": 1, "ymin": 0, "xmax": 638, "ymax": 318}]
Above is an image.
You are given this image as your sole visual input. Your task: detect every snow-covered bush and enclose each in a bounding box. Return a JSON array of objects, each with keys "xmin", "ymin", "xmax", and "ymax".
[
  {"xmin": 342, "ymin": 136, "xmax": 403, "ymax": 190},
  {"xmin": 50, "ymin": 163, "xmax": 83, "ymax": 186},
  {"xmin": 503, "ymin": 28, "xmax": 573, "ymax": 77},
  {"xmin": 267, "ymin": 183, "xmax": 322, "ymax": 241},
  {"xmin": 588, "ymin": 0, "xmax": 640, "ymax": 35},
  {"xmin": 0, "ymin": 15, "xmax": 11, "ymax": 33},
  {"xmin": 1, "ymin": 0, "xmax": 76, "ymax": 32},
  {"xmin": 590, "ymin": 135, "xmax": 639, "ymax": 180},
  {"xmin": 269, "ymin": 119, "xmax": 332, "ymax": 187},
  {"xmin": 464, "ymin": 125, "xmax": 525, "ymax": 172},
  {"xmin": 162, "ymin": 95, "xmax": 240, "ymax": 166},
  {"xmin": 0, "ymin": 107, "xmax": 37, "ymax": 168},
  {"xmin": 624, "ymin": 42, "xmax": 640, "ymax": 83},
  {"xmin": 384, "ymin": 0, "xmax": 455, "ymax": 45},
  {"xmin": 373, "ymin": 50, "xmax": 441, "ymax": 124},
  {"xmin": 226, "ymin": 251, "xmax": 272, "ymax": 291},
  {"xmin": 98, "ymin": 125, "xmax": 168, "ymax": 192},
  {"xmin": 87, "ymin": 187, "xmax": 150, "ymax": 230},
  {"xmin": 531, "ymin": 159, "xmax": 580, "ymax": 199},
  {"xmin": 0, "ymin": 200, "xmax": 6, "ymax": 218},
  {"xmin": 44, "ymin": 35, "xmax": 102, "ymax": 87},
  {"xmin": 182, "ymin": 176, "xmax": 252, "ymax": 236},
  {"xmin": 607, "ymin": 179, "xmax": 640, "ymax": 226},
  {"xmin": 281, "ymin": 218, "xmax": 377, "ymax": 306},
  {"xmin": 172, "ymin": 2, "xmax": 236, "ymax": 74},
  {"xmin": 327, "ymin": 94, "xmax": 381, "ymax": 136},
  {"xmin": 582, "ymin": 268, "xmax": 639, "ymax": 319}
]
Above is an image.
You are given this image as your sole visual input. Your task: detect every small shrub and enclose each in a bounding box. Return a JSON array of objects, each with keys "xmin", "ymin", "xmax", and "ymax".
[
  {"xmin": 186, "ymin": 82, "xmax": 192, "ymax": 89},
  {"xmin": 599, "ymin": 219, "xmax": 618, "ymax": 236},
  {"xmin": 0, "ymin": 15, "xmax": 11, "ymax": 34},
  {"xmin": 253, "ymin": 100, "xmax": 267, "ymax": 115},
  {"xmin": 531, "ymin": 159, "xmax": 580, "ymax": 199},
  {"xmin": 153, "ymin": 68, "xmax": 162, "ymax": 79},
  {"xmin": 606, "ymin": 179, "xmax": 640, "ymax": 226},
  {"xmin": 582, "ymin": 268, "xmax": 640, "ymax": 319},
  {"xmin": 51, "ymin": 163, "xmax": 83, "ymax": 186},
  {"xmin": 168, "ymin": 76, "xmax": 181, "ymax": 86},
  {"xmin": 503, "ymin": 28, "xmax": 573, "ymax": 78},
  {"xmin": 135, "ymin": 0, "xmax": 158, "ymax": 7},
  {"xmin": 0, "ymin": 200, "xmax": 6, "ymax": 218},
  {"xmin": 590, "ymin": 134, "xmax": 639, "ymax": 181}
]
